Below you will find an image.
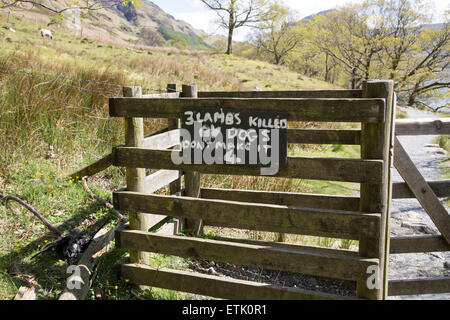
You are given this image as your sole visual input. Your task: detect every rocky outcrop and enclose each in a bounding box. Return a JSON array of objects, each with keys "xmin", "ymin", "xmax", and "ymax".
[{"xmin": 116, "ymin": 3, "xmax": 138, "ymax": 24}]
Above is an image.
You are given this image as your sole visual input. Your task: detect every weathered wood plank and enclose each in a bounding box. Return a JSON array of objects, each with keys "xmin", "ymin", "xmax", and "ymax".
[
  {"xmin": 395, "ymin": 118, "xmax": 450, "ymax": 136},
  {"xmin": 109, "ymin": 98, "xmax": 386, "ymax": 123},
  {"xmin": 145, "ymin": 164, "xmax": 184, "ymax": 235},
  {"xmin": 392, "ymin": 181, "xmax": 450, "ymax": 199},
  {"xmin": 207, "ymin": 235, "xmax": 359, "ymax": 257},
  {"xmin": 198, "ymin": 90, "xmax": 363, "ymax": 99},
  {"xmin": 166, "ymin": 84, "xmax": 184, "ymax": 220},
  {"xmin": 388, "ymin": 277, "xmax": 450, "ymax": 296},
  {"xmin": 358, "ymin": 80, "xmax": 394, "ymax": 300},
  {"xmin": 200, "ymin": 188, "xmax": 360, "ymax": 212},
  {"xmin": 142, "ymin": 92, "xmax": 180, "ymax": 99},
  {"xmin": 113, "ymin": 148, "xmax": 384, "ymax": 183},
  {"xmin": 113, "ymin": 191, "xmax": 381, "ymax": 239},
  {"xmin": 121, "ymin": 263, "xmax": 357, "ymax": 300},
  {"xmin": 288, "ymin": 129, "xmax": 361, "ymax": 145},
  {"xmin": 390, "ymin": 235, "xmax": 450, "ymax": 254},
  {"xmin": 59, "ymin": 224, "xmax": 125, "ymax": 300},
  {"xmin": 143, "ymin": 129, "xmax": 181, "ymax": 149},
  {"xmin": 69, "ymin": 153, "xmax": 113, "ymax": 179},
  {"xmin": 181, "ymin": 84, "xmax": 203, "ymax": 235},
  {"xmin": 123, "ymin": 86, "xmax": 150, "ymax": 267},
  {"xmin": 14, "ymin": 287, "xmax": 38, "ymax": 300},
  {"xmin": 394, "ymin": 137, "xmax": 450, "ymax": 246},
  {"xmin": 117, "ymin": 230, "xmax": 376, "ymax": 281},
  {"xmin": 145, "ymin": 170, "xmax": 182, "ymax": 194}
]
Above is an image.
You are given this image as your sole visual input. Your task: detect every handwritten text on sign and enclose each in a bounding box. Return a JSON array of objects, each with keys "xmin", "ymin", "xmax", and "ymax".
[{"xmin": 178, "ymin": 107, "xmax": 288, "ymax": 175}]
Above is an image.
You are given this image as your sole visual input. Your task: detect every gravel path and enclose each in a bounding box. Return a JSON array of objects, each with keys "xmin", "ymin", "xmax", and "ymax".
[{"xmin": 388, "ymin": 107, "xmax": 450, "ymax": 300}]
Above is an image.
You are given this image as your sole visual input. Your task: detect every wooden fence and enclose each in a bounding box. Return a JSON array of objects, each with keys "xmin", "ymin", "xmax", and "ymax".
[
  {"xmin": 388, "ymin": 118, "xmax": 450, "ymax": 297},
  {"xmin": 69, "ymin": 83, "xmax": 450, "ymax": 300},
  {"xmin": 105, "ymin": 80, "xmax": 395, "ymax": 300}
]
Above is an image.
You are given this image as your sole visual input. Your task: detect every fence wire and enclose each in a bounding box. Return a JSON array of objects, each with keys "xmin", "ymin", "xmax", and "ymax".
[{"xmin": 0, "ymin": 67, "xmax": 171, "ymax": 127}]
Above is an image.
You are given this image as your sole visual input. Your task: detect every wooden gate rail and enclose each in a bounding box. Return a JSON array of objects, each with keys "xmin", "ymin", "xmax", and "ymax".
[
  {"xmin": 113, "ymin": 148, "xmax": 383, "ymax": 183},
  {"xmin": 145, "ymin": 170, "xmax": 181, "ymax": 195},
  {"xmin": 395, "ymin": 118, "xmax": 450, "ymax": 136},
  {"xmin": 388, "ymin": 118, "xmax": 450, "ymax": 297},
  {"xmin": 200, "ymin": 188, "xmax": 361, "ymax": 212},
  {"xmin": 203, "ymin": 234, "xmax": 359, "ymax": 257},
  {"xmin": 110, "ymin": 82, "xmax": 394, "ymax": 300},
  {"xmin": 120, "ymin": 263, "xmax": 354, "ymax": 300},
  {"xmin": 392, "ymin": 180, "xmax": 450, "ymax": 199},
  {"xmin": 69, "ymin": 128, "xmax": 181, "ymax": 180},
  {"xmin": 388, "ymin": 277, "xmax": 450, "ymax": 296},
  {"xmin": 114, "ymin": 191, "xmax": 380, "ymax": 239},
  {"xmin": 116, "ymin": 230, "xmax": 377, "ymax": 282},
  {"xmin": 109, "ymin": 97, "xmax": 386, "ymax": 123},
  {"xmin": 390, "ymin": 235, "xmax": 450, "ymax": 254}
]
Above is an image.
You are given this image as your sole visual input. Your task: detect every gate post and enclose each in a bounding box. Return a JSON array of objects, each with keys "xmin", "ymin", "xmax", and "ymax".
[
  {"xmin": 181, "ymin": 84, "xmax": 203, "ymax": 235},
  {"xmin": 357, "ymin": 80, "xmax": 395, "ymax": 300},
  {"xmin": 167, "ymin": 84, "xmax": 183, "ymax": 197},
  {"xmin": 123, "ymin": 86, "xmax": 151, "ymax": 266}
]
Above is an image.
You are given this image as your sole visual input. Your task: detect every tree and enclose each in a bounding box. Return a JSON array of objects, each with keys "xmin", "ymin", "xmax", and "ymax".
[
  {"xmin": 372, "ymin": 0, "xmax": 449, "ymax": 105},
  {"xmin": 306, "ymin": 3, "xmax": 386, "ymax": 89},
  {"xmin": 373, "ymin": 0, "xmax": 429, "ymax": 80},
  {"xmin": 252, "ymin": 2, "xmax": 302, "ymax": 65},
  {"xmin": 396, "ymin": 19, "xmax": 450, "ymax": 105},
  {"xmin": 200, "ymin": 0, "xmax": 269, "ymax": 54},
  {"xmin": 304, "ymin": 0, "xmax": 449, "ymax": 105}
]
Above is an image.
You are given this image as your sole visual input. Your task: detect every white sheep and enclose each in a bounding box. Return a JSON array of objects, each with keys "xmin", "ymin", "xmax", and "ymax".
[
  {"xmin": 40, "ymin": 29, "xmax": 54, "ymax": 40},
  {"xmin": 2, "ymin": 26, "xmax": 15, "ymax": 33}
]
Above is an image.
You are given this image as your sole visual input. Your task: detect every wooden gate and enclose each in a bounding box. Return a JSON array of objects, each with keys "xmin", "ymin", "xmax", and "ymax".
[
  {"xmin": 109, "ymin": 81, "xmax": 396, "ymax": 300},
  {"xmin": 389, "ymin": 118, "xmax": 450, "ymax": 297}
]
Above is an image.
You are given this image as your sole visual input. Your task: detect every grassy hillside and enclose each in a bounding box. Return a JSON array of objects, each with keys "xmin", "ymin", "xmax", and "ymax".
[
  {"xmin": 1, "ymin": 1, "xmax": 207, "ymax": 48},
  {"xmin": 0, "ymin": 11, "xmax": 339, "ymax": 167},
  {"xmin": 0, "ymin": 12, "xmax": 354, "ymax": 300}
]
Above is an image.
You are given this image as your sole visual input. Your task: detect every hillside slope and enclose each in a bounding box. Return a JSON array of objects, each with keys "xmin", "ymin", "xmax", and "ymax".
[
  {"xmin": 1, "ymin": 0, "xmax": 208, "ymax": 48},
  {"xmin": 0, "ymin": 10, "xmax": 338, "ymax": 92}
]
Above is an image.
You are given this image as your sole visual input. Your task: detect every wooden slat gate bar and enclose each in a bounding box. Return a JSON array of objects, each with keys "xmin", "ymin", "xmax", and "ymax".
[
  {"xmin": 109, "ymin": 82, "xmax": 395, "ymax": 300},
  {"xmin": 388, "ymin": 118, "xmax": 450, "ymax": 298}
]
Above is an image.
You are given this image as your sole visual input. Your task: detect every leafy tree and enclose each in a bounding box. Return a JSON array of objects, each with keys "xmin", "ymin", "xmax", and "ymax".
[
  {"xmin": 300, "ymin": 0, "xmax": 449, "ymax": 104},
  {"xmin": 373, "ymin": 0, "xmax": 429, "ymax": 80},
  {"xmin": 200, "ymin": 0, "xmax": 269, "ymax": 54},
  {"xmin": 395, "ymin": 19, "xmax": 449, "ymax": 106},
  {"xmin": 372, "ymin": 0, "xmax": 449, "ymax": 105},
  {"xmin": 252, "ymin": 2, "xmax": 302, "ymax": 65},
  {"xmin": 306, "ymin": 3, "xmax": 386, "ymax": 89}
]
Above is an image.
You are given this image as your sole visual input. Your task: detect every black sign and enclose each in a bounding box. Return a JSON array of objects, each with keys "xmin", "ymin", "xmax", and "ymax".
[{"xmin": 181, "ymin": 107, "xmax": 288, "ymax": 175}]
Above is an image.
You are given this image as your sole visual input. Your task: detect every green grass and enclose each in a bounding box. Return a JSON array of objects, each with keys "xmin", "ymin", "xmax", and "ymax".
[{"xmin": 435, "ymin": 136, "xmax": 450, "ymax": 153}]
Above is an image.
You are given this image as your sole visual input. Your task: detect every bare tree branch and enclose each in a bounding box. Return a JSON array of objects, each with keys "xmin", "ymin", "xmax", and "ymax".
[{"xmin": 200, "ymin": 0, "xmax": 269, "ymax": 54}]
